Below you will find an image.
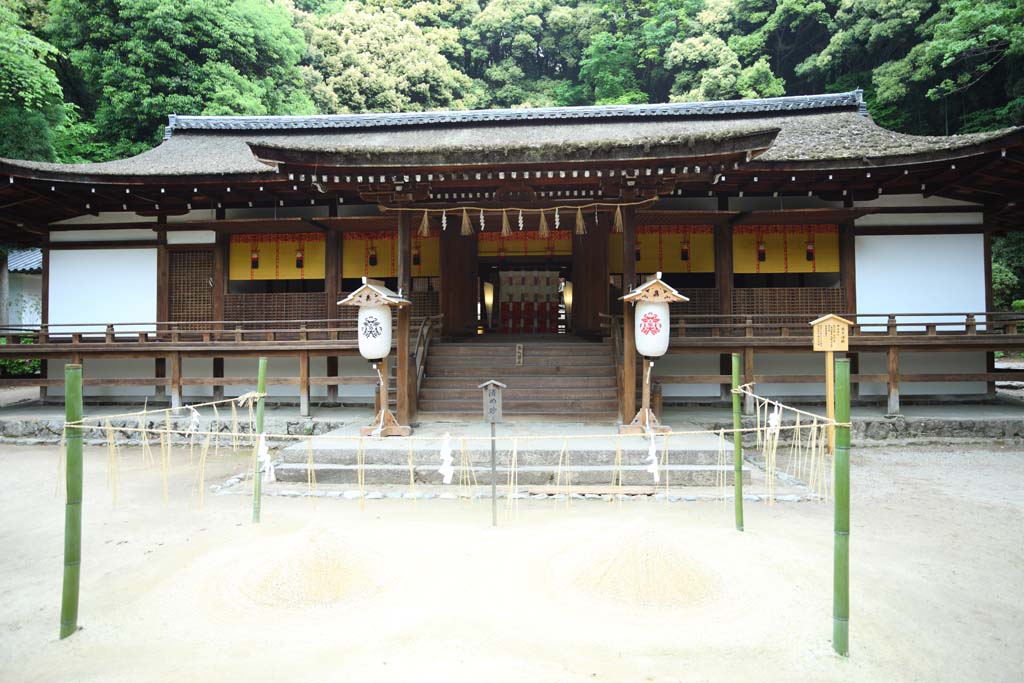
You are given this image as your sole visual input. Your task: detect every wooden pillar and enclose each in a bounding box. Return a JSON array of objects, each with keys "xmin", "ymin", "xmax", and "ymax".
[
  {"xmin": 156, "ymin": 232, "xmax": 169, "ymax": 340},
  {"xmin": 571, "ymin": 211, "xmax": 610, "ymax": 337},
  {"xmin": 325, "ymin": 228, "xmax": 341, "ymax": 404},
  {"xmin": 984, "ymin": 230, "xmax": 995, "ymax": 397},
  {"xmin": 212, "ymin": 358, "xmax": 224, "ymax": 401},
  {"xmin": 839, "ymin": 220, "xmax": 858, "ymax": 399},
  {"xmin": 743, "ymin": 346, "xmax": 754, "ymax": 415},
  {"xmin": 40, "ymin": 246, "xmax": 49, "ymax": 402},
  {"xmin": 396, "ymin": 213, "xmax": 412, "ymax": 424},
  {"xmin": 299, "ymin": 351, "xmax": 310, "ymax": 417},
  {"xmin": 212, "ymin": 232, "xmax": 227, "ymax": 401},
  {"xmin": 155, "ymin": 358, "xmax": 167, "ymax": 399},
  {"xmin": 621, "ymin": 207, "xmax": 637, "ymax": 422},
  {"xmin": 440, "ymin": 222, "xmax": 478, "ymax": 336},
  {"xmin": 715, "ymin": 196, "xmax": 734, "ymax": 399},
  {"xmin": 886, "ymin": 346, "xmax": 900, "ymax": 415},
  {"xmin": 169, "ymin": 353, "xmax": 182, "ymax": 409}
]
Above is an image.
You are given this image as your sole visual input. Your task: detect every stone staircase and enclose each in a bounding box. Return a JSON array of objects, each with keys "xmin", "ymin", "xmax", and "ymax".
[{"xmin": 416, "ymin": 338, "xmax": 618, "ymax": 420}]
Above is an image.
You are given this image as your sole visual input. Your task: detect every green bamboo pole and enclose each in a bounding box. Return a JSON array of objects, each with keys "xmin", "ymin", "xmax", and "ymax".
[
  {"xmin": 731, "ymin": 353, "xmax": 744, "ymax": 532},
  {"xmin": 60, "ymin": 363, "xmax": 83, "ymax": 639},
  {"xmin": 252, "ymin": 357, "xmax": 268, "ymax": 524},
  {"xmin": 833, "ymin": 358, "xmax": 851, "ymax": 656}
]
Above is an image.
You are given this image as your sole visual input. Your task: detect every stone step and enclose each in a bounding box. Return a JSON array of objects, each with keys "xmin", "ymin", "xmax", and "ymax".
[
  {"xmin": 274, "ymin": 463, "xmax": 749, "ymax": 487},
  {"xmin": 278, "ymin": 446, "xmax": 729, "ymax": 467}
]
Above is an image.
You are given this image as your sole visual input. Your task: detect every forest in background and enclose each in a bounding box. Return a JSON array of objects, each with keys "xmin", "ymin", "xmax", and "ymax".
[{"xmin": 2, "ymin": 0, "xmax": 1023, "ymax": 304}]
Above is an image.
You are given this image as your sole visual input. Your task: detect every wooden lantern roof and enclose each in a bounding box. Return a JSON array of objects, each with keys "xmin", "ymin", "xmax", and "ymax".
[
  {"xmin": 621, "ymin": 272, "xmax": 689, "ymax": 304},
  {"xmin": 338, "ymin": 277, "xmax": 410, "ymax": 308}
]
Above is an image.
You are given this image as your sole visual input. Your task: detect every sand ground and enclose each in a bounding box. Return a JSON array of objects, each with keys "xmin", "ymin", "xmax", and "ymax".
[{"xmin": 1, "ymin": 442, "xmax": 1022, "ymax": 682}]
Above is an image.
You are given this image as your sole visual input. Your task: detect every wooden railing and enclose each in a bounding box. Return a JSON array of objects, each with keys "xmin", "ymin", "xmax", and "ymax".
[
  {"xmin": 0, "ymin": 317, "xmax": 437, "ymax": 414},
  {"xmin": 599, "ymin": 310, "xmax": 1024, "ymax": 414}
]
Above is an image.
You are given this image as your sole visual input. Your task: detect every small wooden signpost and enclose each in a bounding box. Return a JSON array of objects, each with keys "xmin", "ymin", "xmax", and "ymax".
[
  {"xmin": 810, "ymin": 314, "xmax": 853, "ymax": 453},
  {"xmin": 479, "ymin": 379, "xmax": 506, "ymax": 526}
]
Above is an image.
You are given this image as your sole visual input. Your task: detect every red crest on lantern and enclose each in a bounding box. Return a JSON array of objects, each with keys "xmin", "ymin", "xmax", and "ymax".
[{"xmin": 639, "ymin": 311, "xmax": 662, "ymax": 335}]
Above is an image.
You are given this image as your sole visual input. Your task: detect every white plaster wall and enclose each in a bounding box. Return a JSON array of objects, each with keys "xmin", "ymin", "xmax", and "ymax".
[
  {"xmin": 48, "ymin": 358, "xmax": 157, "ymax": 397},
  {"xmin": 166, "ymin": 231, "xmax": 216, "ymax": 244},
  {"xmin": 221, "ymin": 357, "xmax": 370, "ymax": 401},
  {"xmin": 183, "ymin": 358, "xmax": 213, "ymax": 398},
  {"xmin": 855, "ymin": 233, "xmax": 986, "ymax": 329},
  {"xmin": 754, "ymin": 353, "xmax": 824, "ymax": 396},
  {"xmin": 49, "ymin": 229, "xmax": 157, "ymax": 242},
  {"xmin": 49, "ymin": 249, "xmax": 158, "ymax": 332},
  {"xmin": 858, "ymin": 351, "xmax": 986, "ymax": 396},
  {"xmin": 655, "ymin": 354, "xmax": 721, "ymax": 397},
  {"xmin": 854, "ymin": 195, "xmax": 983, "ymax": 227}
]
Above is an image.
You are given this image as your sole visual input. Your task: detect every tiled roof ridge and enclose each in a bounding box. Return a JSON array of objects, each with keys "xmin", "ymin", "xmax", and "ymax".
[{"xmin": 164, "ymin": 90, "xmax": 864, "ymax": 140}]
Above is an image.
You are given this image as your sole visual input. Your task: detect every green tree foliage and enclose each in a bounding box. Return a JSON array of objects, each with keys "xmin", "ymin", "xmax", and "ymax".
[
  {"xmin": 0, "ymin": 1, "xmax": 64, "ymax": 160},
  {"xmin": 0, "ymin": 0, "xmax": 1020, "ymax": 163},
  {"xmin": 48, "ymin": 0, "xmax": 314, "ymax": 159},
  {"xmin": 296, "ymin": 3, "xmax": 477, "ymax": 113}
]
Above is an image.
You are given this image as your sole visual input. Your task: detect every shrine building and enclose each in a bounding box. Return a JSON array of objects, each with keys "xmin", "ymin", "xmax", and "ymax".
[{"xmin": 1, "ymin": 90, "xmax": 1022, "ymax": 422}]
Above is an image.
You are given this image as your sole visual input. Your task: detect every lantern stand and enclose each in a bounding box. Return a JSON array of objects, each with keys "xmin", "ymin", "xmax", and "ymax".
[
  {"xmin": 619, "ymin": 272, "xmax": 688, "ymax": 435},
  {"xmin": 339, "ymin": 277, "xmax": 412, "ymax": 437}
]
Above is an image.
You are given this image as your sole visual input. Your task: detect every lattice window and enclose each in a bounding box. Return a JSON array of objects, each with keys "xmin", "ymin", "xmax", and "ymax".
[
  {"xmin": 169, "ymin": 250, "xmax": 213, "ymax": 326},
  {"xmin": 733, "ymin": 287, "xmax": 846, "ymax": 330}
]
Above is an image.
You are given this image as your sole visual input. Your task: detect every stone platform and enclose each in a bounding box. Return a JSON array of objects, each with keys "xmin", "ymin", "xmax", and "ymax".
[{"xmin": 275, "ymin": 421, "xmax": 750, "ymax": 487}]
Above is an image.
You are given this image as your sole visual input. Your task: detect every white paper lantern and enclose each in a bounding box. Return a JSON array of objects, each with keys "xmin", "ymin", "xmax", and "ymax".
[
  {"xmin": 357, "ymin": 304, "xmax": 392, "ymax": 361},
  {"xmin": 634, "ymin": 300, "xmax": 670, "ymax": 357}
]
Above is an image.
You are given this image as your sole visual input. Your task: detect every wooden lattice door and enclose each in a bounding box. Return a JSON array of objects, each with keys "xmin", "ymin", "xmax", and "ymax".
[{"xmin": 169, "ymin": 249, "xmax": 214, "ymax": 326}]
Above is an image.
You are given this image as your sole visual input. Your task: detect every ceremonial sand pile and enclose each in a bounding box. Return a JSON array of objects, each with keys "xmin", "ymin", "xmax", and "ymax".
[{"xmin": 1, "ymin": 443, "xmax": 1022, "ymax": 682}]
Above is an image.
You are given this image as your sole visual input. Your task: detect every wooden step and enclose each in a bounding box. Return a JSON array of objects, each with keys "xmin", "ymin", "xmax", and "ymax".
[
  {"xmin": 421, "ymin": 376, "xmax": 616, "ymax": 389},
  {"xmin": 418, "ymin": 398, "xmax": 619, "ymax": 412},
  {"xmin": 419, "ymin": 386, "xmax": 617, "ymax": 401},
  {"xmin": 427, "ymin": 356, "xmax": 613, "ymax": 369},
  {"xmin": 431, "ymin": 345, "xmax": 611, "ymax": 357},
  {"xmin": 426, "ymin": 365, "xmax": 614, "ymax": 377}
]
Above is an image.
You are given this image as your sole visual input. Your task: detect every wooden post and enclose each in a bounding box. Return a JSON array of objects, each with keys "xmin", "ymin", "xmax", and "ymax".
[
  {"xmin": 298, "ymin": 351, "xmax": 310, "ymax": 417},
  {"xmin": 154, "ymin": 358, "xmax": 166, "ymax": 399},
  {"xmin": 833, "ymin": 358, "xmax": 852, "ymax": 656},
  {"xmin": 396, "ymin": 213, "xmax": 412, "ymax": 424},
  {"xmin": 326, "ymin": 228, "xmax": 341, "ymax": 404},
  {"xmin": 742, "ymin": 347, "xmax": 754, "ymax": 415},
  {"xmin": 378, "ymin": 356, "xmax": 389, "ymax": 424},
  {"xmin": 326, "ymin": 356, "xmax": 339, "ymax": 405},
  {"xmin": 622, "ymin": 208, "xmax": 637, "ymax": 422},
  {"xmin": 212, "ymin": 357, "xmax": 224, "ymax": 402},
  {"xmin": 169, "ymin": 353, "xmax": 182, "ymax": 409},
  {"xmin": 886, "ymin": 346, "xmax": 900, "ymax": 415},
  {"xmin": 59, "ymin": 363, "xmax": 83, "ymax": 639},
  {"xmin": 826, "ymin": 349, "xmax": 836, "ymax": 453},
  {"xmin": 252, "ymin": 357, "xmax": 267, "ymax": 524},
  {"xmin": 731, "ymin": 353, "xmax": 744, "ymax": 532}
]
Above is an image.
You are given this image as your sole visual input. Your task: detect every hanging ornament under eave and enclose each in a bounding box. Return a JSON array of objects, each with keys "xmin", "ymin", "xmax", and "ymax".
[
  {"xmin": 575, "ymin": 207, "xmax": 586, "ymax": 235},
  {"xmin": 418, "ymin": 210, "xmax": 430, "ymax": 237},
  {"xmin": 501, "ymin": 209, "xmax": 512, "ymax": 237},
  {"xmin": 339, "ymin": 278, "xmax": 412, "ymax": 438},
  {"xmin": 619, "ymin": 272, "xmax": 689, "ymax": 435},
  {"xmin": 538, "ymin": 210, "xmax": 550, "ymax": 238},
  {"xmin": 461, "ymin": 207, "xmax": 473, "ymax": 236},
  {"xmin": 613, "ymin": 205, "xmax": 624, "ymax": 233}
]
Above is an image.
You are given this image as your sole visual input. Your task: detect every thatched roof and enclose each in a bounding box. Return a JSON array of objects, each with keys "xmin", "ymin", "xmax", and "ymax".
[{"xmin": 0, "ymin": 90, "xmax": 1018, "ymax": 181}]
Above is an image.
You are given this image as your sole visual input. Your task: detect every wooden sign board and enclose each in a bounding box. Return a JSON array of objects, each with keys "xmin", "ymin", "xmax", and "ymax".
[
  {"xmin": 479, "ymin": 380, "xmax": 506, "ymax": 423},
  {"xmin": 811, "ymin": 314, "xmax": 853, "ymax": 352}
]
